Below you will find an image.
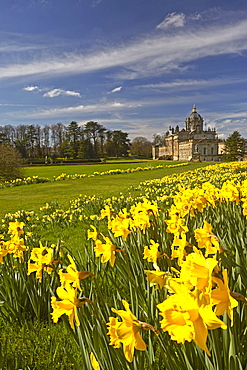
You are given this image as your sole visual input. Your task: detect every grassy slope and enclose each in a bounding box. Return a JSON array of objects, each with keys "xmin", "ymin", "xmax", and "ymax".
[
  {"xmin": 23, "ymin": 160, "xmax": 151, "ymax": 178},
  {"xmin": 1, "ymin": 161, "xmax": 211, "ymax": 219}
]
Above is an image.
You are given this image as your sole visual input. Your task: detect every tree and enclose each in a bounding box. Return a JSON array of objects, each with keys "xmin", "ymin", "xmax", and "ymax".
[
  {"xmin": 84, "ymin": 121, "xmax": 106, "ymax": 157},
  {"xmin": 0, "ymin": 143, "xmax": 24, "ymax": 181},
  {"xmin": 26, "ymin": 125, "xmax": 38, "ymax": 157},
  {"xmin": 64, "ymin": 121, "xmax": 81, "ymax": 159},
  {"xmin": 104, "ymin": 130, "xmax": 130, "ymax": 158},
  {"xmin": 51, "ymin": 123, "xmax": 66, "ymax": 157},
  {"xmin": 42, "ymin": 125, "xmax": 51, "ymax": 157},
  {"xmin": 224, "ymin": 131, "xmax": 245, "ymax": 161},
  {"xmin": 130, "ymin": 137, "xmax": 152, "ymax": 158},
  {"xmin": 15, "ymin": 125, "xmax": 28, "ymax": 158},
  {"xmin": 152, "ymin": 133, "xmax": 166, "ymax": 146},
  {"xmin": 110, "ymin": 130, "xmax": 130, "ymax": 158}
]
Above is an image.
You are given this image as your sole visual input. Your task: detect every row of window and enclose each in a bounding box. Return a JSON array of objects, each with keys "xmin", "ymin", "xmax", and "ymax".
[{"xmin": 199, "ymin": 147, "xmax": 214, "ymax": 155}]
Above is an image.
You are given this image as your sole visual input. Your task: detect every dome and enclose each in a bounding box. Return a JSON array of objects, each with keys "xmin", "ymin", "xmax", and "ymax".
[
  {"xmin": 188, "ymin": 105, "xmax": 202, "ymax": 121},
  {"xmin": 186, "ymin": 105, "xmax": 203, "ymax": 132}
]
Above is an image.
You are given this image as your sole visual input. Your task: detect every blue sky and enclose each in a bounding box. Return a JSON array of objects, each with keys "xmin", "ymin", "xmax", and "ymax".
[{"xmin": 0, "ymin": 0, "xmax": 247, "ymax": 140}]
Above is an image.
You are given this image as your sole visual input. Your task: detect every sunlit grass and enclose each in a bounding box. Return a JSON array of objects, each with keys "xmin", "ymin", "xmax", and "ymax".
[{"xmin": 1, "ymin": 161, "xmax": 210, "ymax": 219}]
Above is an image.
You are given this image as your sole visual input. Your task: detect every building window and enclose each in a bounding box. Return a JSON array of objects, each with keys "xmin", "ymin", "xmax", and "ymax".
[
  {"xmin": 211, "ymin": 147, "xmax": 214, "ymax": 155},
  {"xmin": 204, "ymin": 147, "xmax": 206, "ymax": 155}
]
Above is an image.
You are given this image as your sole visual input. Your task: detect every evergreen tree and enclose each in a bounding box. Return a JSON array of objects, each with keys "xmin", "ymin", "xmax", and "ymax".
[
  {"xmin": 64, "ymin": 121, "xmax": 80, "ymax": 158},
  {"xmin": 224, "ymin": 131, "xmax": 245, "ymax": 161},
  {"xmin": 109, "ymin": 130, "xmax": 130, "ymax": 158},
  {"xmin": 84, "ymin": 121, "xmax": 106, "ymax": 158}
]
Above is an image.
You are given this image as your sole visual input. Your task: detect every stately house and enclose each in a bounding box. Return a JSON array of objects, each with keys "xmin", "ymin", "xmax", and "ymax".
[{"xmin": 152, "ymin": 105, "xmax": 219, "ymax": 161}]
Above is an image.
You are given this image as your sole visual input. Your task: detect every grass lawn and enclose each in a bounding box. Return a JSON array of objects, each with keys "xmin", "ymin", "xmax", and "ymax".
[
  {"xmin": 1, "ymin": 161, "xmax": 211, "ymax": 219},
  {"xmin": 23, "ymin": 160, "xmax": 173, "ymax": 178}
]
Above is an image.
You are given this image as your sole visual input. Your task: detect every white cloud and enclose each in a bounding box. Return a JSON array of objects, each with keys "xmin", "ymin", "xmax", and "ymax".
[
  {"xmin": 156, "ymin": 13, "xmax": 186, "ymax": 29},
  {"xmin": 136, "ymin": 77, "xmax": 247, "ymax": 90},
  {"xmin": 10, "ymin": 100, "xmax": 142, "ymax": 119},
  {"xmin": 65, "ymin": 90, "xmax": 81, "ymax": 97},
  {"xmin": 110, "ymin": 86, "xmax": 123, "ymax": 93},
  {"xmin": 111, "ymin": 102, "xmax": 124, "ymax": 107},
  {"xmin": 23, "ymin": 85, "xmax": 39, "ymax": 92},
  {"xmin": 1, "ymin": 18, "xmax": 247, "ymax": 81},
  {"xmin": 43, "ymin": 88, "xmax": 81, "ymax": 98}
]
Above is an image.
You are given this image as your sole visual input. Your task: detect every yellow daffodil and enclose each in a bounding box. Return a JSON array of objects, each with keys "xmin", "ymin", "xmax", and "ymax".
[
  {"xmin": 100, "ymin": 204, "xmax": 112, "ymax": 221},
  {"xmin": 145, "ymin": 270, "xmax": 169, "ymax": 289},
  {"xmin": 27, "ymin": 244, "xmax": 55, "ymax": 281},
  {"xmin": 5, "ymin": 235, "xmax": 27, "ymax": 259},
  {"xmin": 108, "ymin": 214, "xmax": 131, "ymax": 239},
  {"xmin": 194, "ymin": 221, "xmax": 221, "ymax": 256},
  {"xmin": 0, "ymin": 240, "xmax": 8, "ymax": 263},
  {"xmin": 107, "ymin": 300, "xmax": 146, "ymax": 362},
  {"xmin": 179, "ymin": 249, "xmax": 218, "ymax": 295},
  {"xmin": 87, "ymin": 225, "xmax": 98, "ymax": 241},
  {"xmin": 94, "ymin": 236, "xmax": 117, "ymax": 267},
  {"xmin": 107, "ymin": 316, "xmax": 122, "ymax": 349},
  {"xmin": 143, "ymin": 239, "xmax": 161, "ymax": 264},
  {"xmin": 212, "ymin": 269, "xmax": 238, "ymax": 326},
  {"xmin": 7, "ymin": 221, "xmax": 24, "ymax": 237},
  {"xmin": 90, "ymin": 353, "xmax": 100, "ymax": 370},
  {"xmin": 171, "ymin": 233, "xmax": 188, "ymax": 266},
  {"xmin": 129, "ymin": 200, "xmax": 158, "ymax": 231},
  {"xmin": 220, "ymin": 181, "xmax": 240, "ymax": 204},
  {"xmin": 166, "ymin": 215, "xmax": 189, "ymax": 236},
  {"xmin": 130, "ymin": 210, "xmax": 150, "ymax": 231},
  {"xmin": 130, "ymin": 199, "xmax": 159, "ymax": 218},
  {"xmin": 59, "ymin": 254, "xmax": 94, "ymax": 289},
  {"xmin": 51, "ymin": 281, "xmax": 91, "ymax": 329},
  {"xmin": 157, "ymin": 280, "xmax": 227, "ymax": 355}
]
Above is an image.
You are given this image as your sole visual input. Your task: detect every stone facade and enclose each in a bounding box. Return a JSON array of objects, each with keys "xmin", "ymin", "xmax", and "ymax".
[{"xmin": 152, "ymin": 105, "xmax": 219, "ymax": 161}]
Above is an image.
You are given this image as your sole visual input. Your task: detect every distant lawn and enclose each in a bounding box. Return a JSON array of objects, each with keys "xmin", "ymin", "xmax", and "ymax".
[
  {"xmin": 1, "ymin": 161, "xmax": 211, "ymax": 219},
  {"xmin": 23, "ymin": 160, "xmax": 163, "ymax": 179}
]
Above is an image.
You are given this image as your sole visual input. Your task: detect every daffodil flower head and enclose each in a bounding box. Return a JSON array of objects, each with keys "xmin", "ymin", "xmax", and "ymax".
[
  {"xmin": 51, "ymin": 281, "xmax": 91, "ymax": 329},
  {"xmin": 171, "ymin": 233, "xmax": 188, "ymax": 266},
  {"xmin": 59, "ymin": 254, "xmax": 92, "ymax": 289},
  {"xmin": 166, "ymin": 215, "xmax": 189, "ymax": 235},
  {"xmin": 194, "ymin": 221, "xmax": 221, "ymax": 256},
  {"xmin": 158, "ymin": 279, "xmax": 227, "ymax": 356},
  {"xmin": 212, "ymin": 269, "xmax": 238, "ymax": 326},
  {"xmin": 7, "ymin": 221, "xmax": 25, "ymax": 237},
  {"xmin": 27, "ymin": 243, "xmax": 55, "ymax": 281},
  {"xmin": 87, "ymin": 225, "xmax": 98, "ymax": 241},
  {"xmin": 100, "ymin": 204, "xmax": 112, "ymax": 221},
  {"xmin": 107, "ymin": 300, "xmax": 146, "ymax": 362},
  {"xmin": 108, "ymin": 217, "xmax": 131, "ymax": 240},
  {"xmin": 180, "ymin": 248, "xmax": 218, "ymax": 293},
  {"xmin": 143, "ymin": 239, "xmax": 160, "ymax": 264},
  {"xmin": 94, "ymin": 236, "xmax": 117, "ymax": 267},
  {"xmin": 145, "ymin": 270, "xmax": 169, "ymax": 289}
]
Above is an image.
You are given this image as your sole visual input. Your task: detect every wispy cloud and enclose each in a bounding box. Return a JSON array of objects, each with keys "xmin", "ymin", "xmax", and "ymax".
[
  {"xmin": 156, "ymin": 13, "xmax": 186, "ymax": 29},
  {"xmin": 91, "ymin": 0, "xmax": 102, "ymax": 8},
  {"xmin": 136, "ymin": 77, "xmax": 247, "ymax": 90},
  {"xmin": 110, "ymin": 86, "xmax": 123, "ymax": 93},
  {"xmin": 1, "ymin": 18, "xmax": 247, "ymax": 81},
  {"xmin": 43, "ymin": 88, "xmax": 81, "ymax": 98},
  {"xmin": 12, "ymin": 100, "xmax": 142, "ymax": 118}
]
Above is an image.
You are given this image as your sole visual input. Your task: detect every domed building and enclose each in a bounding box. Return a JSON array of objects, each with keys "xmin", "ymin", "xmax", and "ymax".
[{"xmin": 152, "ymin": 105, "xmax": 219, "ymax": 161}]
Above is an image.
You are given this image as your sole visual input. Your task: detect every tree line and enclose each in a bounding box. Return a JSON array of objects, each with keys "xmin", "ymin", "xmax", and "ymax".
[{"xmin": 0, "ymin": 121, "xmax": 131, "ymax": 160}]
